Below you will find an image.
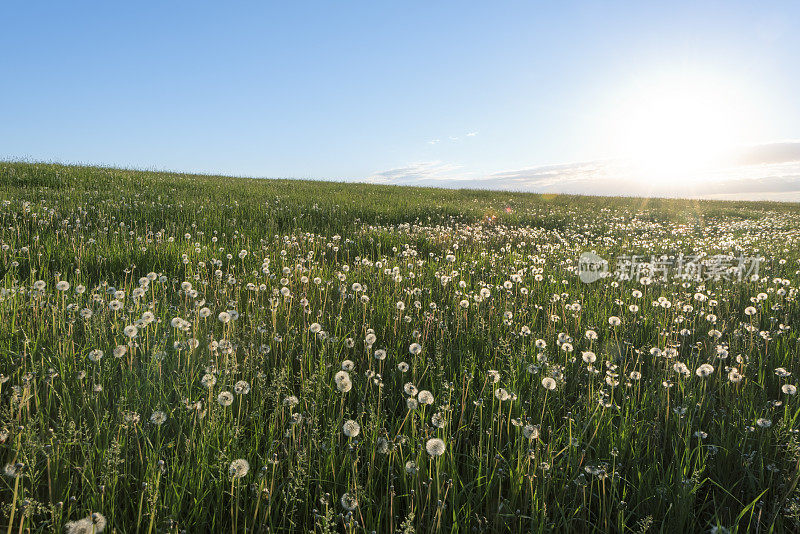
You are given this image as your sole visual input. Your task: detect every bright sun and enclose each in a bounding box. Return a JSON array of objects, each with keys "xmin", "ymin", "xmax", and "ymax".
[{"xmin": 607, "ymin": 71, "xmax": 757, "ymax": 184}]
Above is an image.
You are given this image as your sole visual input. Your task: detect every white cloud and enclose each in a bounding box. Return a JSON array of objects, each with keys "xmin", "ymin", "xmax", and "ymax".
[
  {"xmin": 367, "ymin": 142, "xmax": 800, "ymax": 201},
  {"xmin": 425, "ymin": 131, "xmax": 478, "ymax": 146},
  {"xmin": 735, "ymin": 141, "xmax": 800, "ymax": 166},
  {"xmin": 367, "ymin": 161, "xmax": 464, "ymax": 184}
]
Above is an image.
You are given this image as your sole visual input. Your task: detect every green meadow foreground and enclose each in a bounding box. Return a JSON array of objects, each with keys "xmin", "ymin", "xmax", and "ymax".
[{"xmin": 3, "ymin": 162, "xmax": 800, "ymax": 533}]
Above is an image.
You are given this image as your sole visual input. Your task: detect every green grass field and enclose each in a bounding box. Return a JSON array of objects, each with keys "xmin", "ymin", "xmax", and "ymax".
[{"xmin": 2, "ymin": 161, "xmax": 800, "ymax": 533}]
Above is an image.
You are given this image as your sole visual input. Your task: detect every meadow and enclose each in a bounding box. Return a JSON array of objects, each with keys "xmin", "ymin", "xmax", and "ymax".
[{"xmin": 2, "ymin": 161, "xmax": 800, "ymax": 533}]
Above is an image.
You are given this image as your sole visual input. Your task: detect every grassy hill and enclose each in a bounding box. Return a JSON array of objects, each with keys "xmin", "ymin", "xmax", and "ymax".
[{"xmin": 2, "ymin": 161, "xmax": 800, "ymax": 532}]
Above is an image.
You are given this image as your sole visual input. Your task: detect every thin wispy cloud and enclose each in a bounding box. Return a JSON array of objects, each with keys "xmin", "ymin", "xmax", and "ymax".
[
  {"xmin": 425, "ymin": 131, "xmax": 479, "ymax": 145},
  {"xmin": 367, "ymin": 161, "xmax": 465, "ymax": 184},
  {"xmin": 735, "ymin": 141, "xmax": 800, "ymax": 166},
  {"xmin": 369, "ymin": 141, "xmax": 800, "ymax": 201}
]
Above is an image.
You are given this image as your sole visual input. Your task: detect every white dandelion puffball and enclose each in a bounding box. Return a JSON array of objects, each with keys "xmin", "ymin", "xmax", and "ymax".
[
  {"xmin": 335, "ymin": 370, "xmax": 350, "ymax": 383},
  {"xmin": 426, "ymin": 437, "xmax": 446, "ymax": 457},
  {"xmin": 150, "ymin": 411, "xmax": 167, "ymax": 425},
  {"xmin": 3, "ymin": 463, "xmax": 24, "ymax": 478},
  {"xmin": 495, "ymin": 388, "xmax": 511, "ymax": 401},
  {"xmin": 229, "ymin": 459, "xmax": 250, "ymax": 479},
  {"xmin": 335, "ymin": 370, "xmax": 352, "ymax": 393},
  {"xmin": 343, "ymin": 419, "xmax": 361, "ymax": 437},
  {"xmin": 201, "ymin": 373, "xmax": 217, "ymax": 388},
  {"xmin": 404, "ymin": 382, "xmax": 418, "ymax": 396},
  {"xmin": 728, "ymin": 369, "xmax": 742, "ymax": 383},
  {"xmin": 542, "ymin": 377, "xmax": 557, "ymax": 390},
  {"xmin": 695, "ymin": 363, "xmax": 715, "ymax": 378},
  {"xmin": 673, "ymin": 362, "xmax": 690, "ymax": 376},
  {"xmin": 217, "ymin": 391, "xmax": 234, "ymax": 406},
  {"xmin": 409, "ymin": 343, "xmax": 422, "ymax": 355},
  {"xmin": 65, "ymin": 513, "xmax": 106, "ymax": 534},
  {"xmin": 523, "ymin": 424, "xmax": 540, "ymax": 440},
  {"xmin": 418, "ymin": 390, "xmax": 434, "ymax": 405},
  {"xmin": 340, "ymin": 492, "xmax": 358, "ymax": 511},
  {"xmin": 431, "ymin": 412, "xmax": 446, "ymax": 428},
  {"xmin": 123, "ymin": 325, "xmax": 138, "ymax": 338}
]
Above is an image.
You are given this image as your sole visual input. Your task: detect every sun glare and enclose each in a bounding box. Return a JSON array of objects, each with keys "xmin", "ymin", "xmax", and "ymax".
[{"xmin": 607, "ymin": 72, "xmax": 757, "ymax": 185}]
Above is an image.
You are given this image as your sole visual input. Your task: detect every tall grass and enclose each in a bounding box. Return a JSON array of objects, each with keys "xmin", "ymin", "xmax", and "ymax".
[{"xmin": 1, "ymin": 161, "xmax": 799, "ymax": 532}]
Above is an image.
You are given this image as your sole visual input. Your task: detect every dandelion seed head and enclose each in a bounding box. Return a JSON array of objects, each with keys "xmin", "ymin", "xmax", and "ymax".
[
  {"xmin": 418, "ymin": 390, "xmax": 434, "ymax": 405},
  {"xmin": 523, "ymin": 424, "xmax": 540, "ymax": 440},
  {"xmin": 229, "ymin": 459, "xmax": 250, "ymax": 478},
  {"xmin": 425, "ymin": 437, "xmax": 446, "ymax": 456},
  {"xmin": 695, "ymin": 363, "xmax": 714, "ymax": 378},
  {"xmin": 340, "ymin": 492, "xmax": 358, "ymax": 511},
  {"xmin": 123, "ymin": 325, "xmax": 138, "ymax": 338},
  {"xmin": 217, "ymin": 391, "xmax": 234, "ymax": 407},
  {"xmin": 343, "ymin": 419, "xmax": 361, "ymax": 437},
  {"xmin": 150, "ymin": 411, "xmax": 167, "ymax": 425}
]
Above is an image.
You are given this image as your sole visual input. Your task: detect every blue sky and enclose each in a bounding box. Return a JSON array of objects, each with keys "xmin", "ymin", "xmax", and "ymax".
[{"xmin": 2, "ymin": 1, "xmax": 800, "ymax": 198}]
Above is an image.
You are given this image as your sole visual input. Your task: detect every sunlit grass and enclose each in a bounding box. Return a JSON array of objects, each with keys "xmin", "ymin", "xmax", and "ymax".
[{"xmin": 1, "ymin": 161, "xmax": 799, "ymax": 532}]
